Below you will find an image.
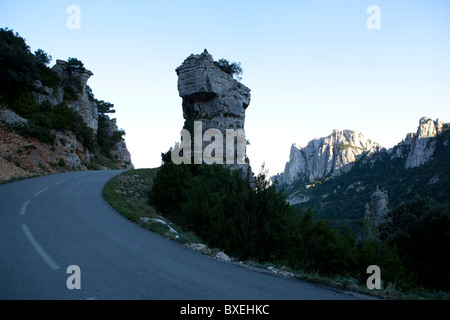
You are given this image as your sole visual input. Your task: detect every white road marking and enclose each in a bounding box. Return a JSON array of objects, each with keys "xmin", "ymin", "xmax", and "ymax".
[
  {"xmin": 33, "ymin": 187, "xmax": 49, "ymax": 197},
  {"xmin": 21, "ymin": 224, "xmax": 60, "ymax": 270},
  {"xmin": 54, "ymin": 179, "xmax": 68, "ymax": 186},
  {"xmin": 20, "ymin": 200, "xmax": 30, "ymax": 216}
]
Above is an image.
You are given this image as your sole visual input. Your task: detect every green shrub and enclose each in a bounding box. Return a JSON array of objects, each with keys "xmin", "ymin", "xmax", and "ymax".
[
  {"xmin": 66, "ymin": 57, "xmax": 85, "ymax": 73},
  {"xmin": 214, "ymin": 58, "xmax": 243, "ymax": 80},
  {"xmin": 11, "ymin": 92, "xmax": 39, "ymax": 119},
  {"xmin": 0, "ymin": 28, "xmax": 40, "ymax": 105},
  {"xmin": 63, "ymin": 86, "xmax": 79, "ymax": 101},
  {"xmin": 57, "ymin": 158, "xmax": 66, "ymax": 168}
]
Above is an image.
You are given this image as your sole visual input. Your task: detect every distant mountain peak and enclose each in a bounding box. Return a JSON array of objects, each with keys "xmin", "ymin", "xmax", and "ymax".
[
  {"xmin": 274, "ymin": 129, "xmax": 383, "ymax": 185},
  {"xmin": 275, "ymin": 117, "xmax": 448, "ymax": 189}
]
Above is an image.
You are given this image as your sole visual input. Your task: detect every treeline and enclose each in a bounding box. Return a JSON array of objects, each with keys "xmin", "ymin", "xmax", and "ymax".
[
  {"xmin": 379, "ymin": 199, "xmax": 450, "ymax": 291},
  {"xmin": 149, "ymin": 152, "xmax": 449, "ymax": 292},
  {"xmin": 0, "ymin": 28, "xmax": 58, "ymax": 105}
]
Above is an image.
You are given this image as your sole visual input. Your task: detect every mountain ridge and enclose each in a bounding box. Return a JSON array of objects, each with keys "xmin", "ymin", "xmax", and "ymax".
[
  {"xmin": 273, "ymin": 116, "xmax": 450, "ymax": 228},
  {"xmin": 273, "ymin": 128, "xmax": 383, "ymax": 186}
]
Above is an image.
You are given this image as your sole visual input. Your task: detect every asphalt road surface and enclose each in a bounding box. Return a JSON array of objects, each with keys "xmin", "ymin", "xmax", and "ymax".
[{"xmin": 0, "ymin": 170, "xmax": 372, "ymax": 300}]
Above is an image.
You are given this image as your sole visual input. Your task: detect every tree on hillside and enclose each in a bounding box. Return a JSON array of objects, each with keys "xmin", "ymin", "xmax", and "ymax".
[
  {"xmin": 96, "ymin": 99, "xmax": 116, "ymax": 118},
  {"xmin": 66, "ymin": 57, "xmax": 85, "ymax": 74},
  {"xmin": 0, "ymin": 28, "xmax": 40, "ymax": 103},
  {"xmin": 34, "ymin": 49, "xmax": 52, "ymax": 66},
  {"xmin": 214, "ymin": 58, "xmax": 243, "ymax": 80}
]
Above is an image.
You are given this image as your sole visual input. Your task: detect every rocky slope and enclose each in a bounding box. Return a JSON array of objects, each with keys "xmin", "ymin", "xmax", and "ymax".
[{"xmin": 0, "ymin": 121, "xmax": 90, "ymax": 181}]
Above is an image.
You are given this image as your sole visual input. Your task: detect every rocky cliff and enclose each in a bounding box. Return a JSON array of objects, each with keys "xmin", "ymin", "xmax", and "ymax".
[
  {"xmin": 33, "ymin": 59, "xmax": 99, "ymax": 132},
  {"xmin": 101, "ymin": 117, "xmax": 132, "ymax": 165},
  {"xmin": 274, "ymin": 129, "xmax": 383, "ymax": 185},
  {"xmin": 175, "ymin": 50, "xmax": 251, "ymax": 172},
  {"xmin": 390, "ymin": 117, "xmax": 444, "ymax": 169}
]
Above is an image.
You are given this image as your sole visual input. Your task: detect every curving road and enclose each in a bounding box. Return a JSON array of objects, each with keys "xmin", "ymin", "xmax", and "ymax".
[{"xmin": 0, "ymin": 171, "xmax": 371, "ymax": 300}]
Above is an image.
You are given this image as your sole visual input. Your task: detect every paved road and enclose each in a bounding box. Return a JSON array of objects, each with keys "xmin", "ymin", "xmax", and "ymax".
[{"xmin": 0, "ymin": 171, "xmax": 371, "ymax": 300}]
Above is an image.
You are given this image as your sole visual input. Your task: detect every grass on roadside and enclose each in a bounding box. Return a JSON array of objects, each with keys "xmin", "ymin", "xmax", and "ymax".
[
  {"xmin": 103, "ymin": 168, "xmax": 159, "ymax": 222},
  {"xmin": 102, "ymin": 168, "xmax": 203, "ymax": 244}
]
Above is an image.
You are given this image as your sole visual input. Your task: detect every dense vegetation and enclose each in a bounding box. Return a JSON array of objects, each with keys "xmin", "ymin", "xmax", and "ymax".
[
  {"xmin": 380, "ymin": 198, "xmax": 450, "ymax": 291},
  {"xmin": 149, "ymin": 152, "xmax": 429, "ymax": 292},
  {"xmin": 0, "ymin": 28, "xmax": 125, "ymax": 167}
]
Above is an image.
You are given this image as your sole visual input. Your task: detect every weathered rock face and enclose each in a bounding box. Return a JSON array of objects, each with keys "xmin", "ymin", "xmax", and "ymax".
[
  {"xmin": 33, "ymin": 60, "xmax": 98, "ymax": 132},
  {"xmin": 175, "ymin": 50, "xmax": 251, "ymax": 171},
  {"xmin": 364, "ymin": 186, "xmax": 389, "ymax": 227},
  {"xmin": 54, "ymin": 60, "xmax": 98, "ymax": 131},
  {"xmin": 176, "ymin": 50, "xmax": 250, "ymax": 130},
  {"xmin": 29, "ymin": 59, "xmax": 132, "ymax": 169},
  {"xmin": 102, "ymin": 117, "xmax": 132, "ymax": 168},
  {"xmin": 399, "ymin": 117, "xmax": 444, "ymax": 169},
  {"xmin": 275, "ymin": 129, "xmax": 383, "ymax": 185}
]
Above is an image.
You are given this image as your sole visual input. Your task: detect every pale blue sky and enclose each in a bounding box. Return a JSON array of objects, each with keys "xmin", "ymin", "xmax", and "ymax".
[{"xmin": 1, "ymin": 0, "xmax": 449, "ymax": 174}]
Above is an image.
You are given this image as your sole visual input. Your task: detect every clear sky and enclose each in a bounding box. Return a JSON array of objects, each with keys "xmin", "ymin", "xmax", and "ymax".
[{"xmin": 1, "ymin": 0, "xmax": 449, "ymax": 175}]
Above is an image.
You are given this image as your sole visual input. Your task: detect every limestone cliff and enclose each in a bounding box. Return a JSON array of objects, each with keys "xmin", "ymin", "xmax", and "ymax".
[
  {"xmin": 274, "ymin": 129, "xmax": 383, "ymax": 185},
  {"xmin": 33, "ymin": 60, "xmax": 98, "ymax": 132},
  {"xmin": 390, "ymin": 117, "xmax": 444, "ymax": 169},
  {"xmin": 101, "ymin": 117, "xmax": 132, "ymax": 165},
  {"xmin": 175, "ymin": 50, "xmax": 251, "ymax": 173}
]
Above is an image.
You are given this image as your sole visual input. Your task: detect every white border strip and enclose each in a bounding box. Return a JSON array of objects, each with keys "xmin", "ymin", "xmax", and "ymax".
[
  {"xmin": 54, "ymin": 179, "xmax": 68, "ymax": 186},
  {"xmin": 20, "ymin": 200, "xmax": 30, "ymax": 216},
  {"xmin": 21, "ymin": 224, "xmax": 60, "ymax": 270},
  {"xmin": 33, "ymin": 187, "xmax": 49, "ymax": 197}
]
